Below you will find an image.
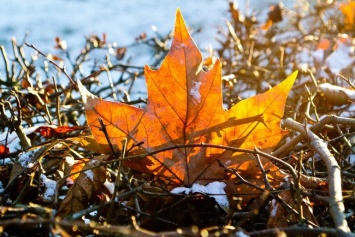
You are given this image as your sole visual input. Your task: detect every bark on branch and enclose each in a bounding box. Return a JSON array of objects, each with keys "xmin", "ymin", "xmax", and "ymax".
[{"xmin": 283, "ymin": 118, "xmax": 354, "ymax": 237}]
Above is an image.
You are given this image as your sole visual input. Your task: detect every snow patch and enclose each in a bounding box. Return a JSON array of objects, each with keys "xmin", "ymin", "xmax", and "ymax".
[
  {"xmin": 85, "ymin": 169, "xmax": 94, "ymax": 181},
  {"xmin": 40, "ymin": 174, "xmax": 57, "ymax": 202},
  {"xmin": 347, "ymin": 154, "xmax": 355, "ymax": 165},
  {"xmin": 270, "ymin": 199, "xmax": 278, "ymax": 217},
  {"xmin": 0, "ymin": 126, "xmax": 39, "ymax": 152},
  {"xmin": 104, "ymin": 180, "xmax": 115, "ymax": 195},
  {"xmin": 65, "ymin": 156, "xmax": 75, "ymax": 166},
  {"xmin": 18, "ymin": 147, "xmax": 41, "ymax": 168},
  {"xmin": 190, "ymin": 81, "xmax": 202, "ymax": 104},
  {"xmin": 171, "ymin": 181, "xmax": 229, "ymax": 213},
  {"xmin": 326, "ymin": 39, "xmax": 354, "ymax": 74},
  {"xmin": 339, "ymin": 104, "xmax": 355, "ymax": 118},
  {"xmin": 170, "ymin": 186, "xmax": 190, "ymax": 194},
  {"xmin": 83, "ymin": 216, "xmax": 91, "ymax": 224}
]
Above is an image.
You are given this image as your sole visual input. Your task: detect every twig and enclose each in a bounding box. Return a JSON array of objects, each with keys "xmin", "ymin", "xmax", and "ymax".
[
  {"xmin": 296, "ymin": 151, "xmax": 304, "ymax": 223},
  {"xmin": 0, "ymin": 45, "xmax": 11, "ymax": 83},
  {"xmin": 98, "ymin": 117, "xmax": 121, "ymax": 156},
  {"xmin": 284, "ymin": 118, "xmax": 353, "ymax": 236},
  {"xmin": 107, "ymin": 138, "xmax": 126, "ymax": 220},
  {"xmin": 102, "ymin": 143, "xmax": 299, "ymax": 184},
  {"xmin": 5, "ymin": 91, "xmax": 31, "ymax": 149},
  {"xmin": 254, "ymin": 151, "xmax": 272, "ymax": 190},
  {"xmin": 217, "ymin": 158, "xmax": 318, "ymax": 227},
  {"xmin": 52, "ymin": 76, "xmax": 62, "ymax": 126},
  {"xmin": 274, "ymin": 115, "xmax": 355, "ymax": 157},
  {"xmin": 336, "ymin": 73, "xmax": 355, "ymax": 90},
  {"xmin": 25, "ymin": 42, "xmax": 76, "ymax": 85},
  {"xmin": 217, "ymin": 159, "xmax": 264, "ymax": 192},
  {"xmin": 247, "ymin": 226, "xmax": 338, "ymax": 237}
]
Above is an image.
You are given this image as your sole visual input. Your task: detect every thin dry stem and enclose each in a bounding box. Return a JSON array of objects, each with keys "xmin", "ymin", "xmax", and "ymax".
[{"xmin": 284, "ymin": 118, "xmax": 353, "ymax": 236}]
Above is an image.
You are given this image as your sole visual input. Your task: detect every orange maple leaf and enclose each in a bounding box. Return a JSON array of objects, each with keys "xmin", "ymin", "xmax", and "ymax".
[{"xmin": 79, "ymin": 10, "xmax": 297, "ymax": 187}]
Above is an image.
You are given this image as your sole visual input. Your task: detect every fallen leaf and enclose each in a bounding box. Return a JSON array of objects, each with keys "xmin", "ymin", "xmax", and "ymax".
[
  {"xmin": 66, "ymin": 135, "xmax": 103, "ymax": 153},
  {"xmin": 261, "ymin": 4, "xmax": 283, "ymax": 30},
  {"xmin": 0, "ymin": 144, "xmax": 9, "ymax": 158},
  {"xmin": 319, "ymin": 83, "xmax": 355, "ymax": 105},
  {"xmin": 79, "ymin": 9, "xmax": 297, "ymax": 187},
  {"xmin": 35, "ymin": 125, "xmax": 87, "ymax": 138},
  {"xmin": 66, "ymin": 158, "xmax": 90, "ymax": 183},
  {"xmin": 56, "ymin": 155, "xmax": 108, "ymax": 218},
  {"xmin": 340, "ymin": 1, "xmax": 355, "ymax": 31},
  {"xmin": 267, "ymin": 190, "xmax": 318, "ymax": 228}
]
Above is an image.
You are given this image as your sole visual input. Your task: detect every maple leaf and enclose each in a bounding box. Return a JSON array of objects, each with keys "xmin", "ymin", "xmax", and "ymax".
[{"xmin": 79, "ymin": 9, "xmax": 297, "ymax": 187}]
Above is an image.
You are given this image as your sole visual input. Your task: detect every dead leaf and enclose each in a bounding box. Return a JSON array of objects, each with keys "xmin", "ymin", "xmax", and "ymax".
[
  {"xmin": 7, "ymin": 146, "xmax": 46, "ymax": 189},
  {"xmin": 261, "ymin": 4, "xmax": 283, "ymax": 30},
  {"xmin": 66, "ymin": 158, "xmax": 90, "ymax": 183},
  {"xmin": 66, "ymin": 135, "xmax": 103, "ymax": 153},
  {"xmin": 229, "ymin": 2, "xmax": 240, "ymax": 23},
  {"xmin": 340, "ymin": 1, "xmax": 355, "ymax": 31},
  {"xmin": 115, "ymin": 47, "xmax": 127, "ymax": 60},
  {"xmin": 54, "ymin": 36, "xmax": 67, "ymax": 50},
  {"xmin": 319, "ymin": 83, "xmax": 355, "ymax": 105},
  {"xmin": 35, "ymin": 125, "xmax": 86, "ymax": 138},
  {"xmin": 79, "ymin": 9, "xmax": 297, "ymax": 187},
  {"xmin": 56, "ymin": 155, "xmax": 108, "ymax": 218},
  {"xmin": 267, "ymin": 190, "xmax": 318, "ymax": 228},
  {"xmin": 0, "ymin": 144, "xmax": 9, "ymax": 158}
]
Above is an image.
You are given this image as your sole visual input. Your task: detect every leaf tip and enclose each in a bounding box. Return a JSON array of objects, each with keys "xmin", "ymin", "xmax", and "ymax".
[
  {"xmin": 77, "ymin": 80, "xmax": 96, "ymax": 104},
  {"xmin": 291, "ymin": 70, "xmax": 299, "ymax": 77},
  {"xmin": 289, "ymin": 70, "xmax": 298, "ymax": 84},
  {"xmin": 175, "ymin": 8, "xmax": 182, "ymax": 18},
  {"xmin": 175, "ymin": 8, "xmax": 186, "ymax": 29}
]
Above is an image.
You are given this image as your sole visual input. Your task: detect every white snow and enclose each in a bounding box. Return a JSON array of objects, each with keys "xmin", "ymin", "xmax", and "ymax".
[
  {"xmin": 0, "ymin": 181, "xmax": 4, "ymax": 194},
  {"xmin": 104, "ymin": 180, "xmax": 115, "ymax": 195},
  {"xmin": 18, "ymin": 147, "xmax": 41, "ymax": 168},
  {"xmin": 339, "ymin": 104, "xmax": 355, "ymax": 118},
  {"xmin": 83, "ymin": 216, "xmax": 91, "ymax": 224},
  {"xmin": 319, "ymin": 83, "xmax": 355, "ymax": 101},
  {"xmin": 85, "ymin": 169, "xmax": 94, "ymax": 181},
  {"xmin": 189, "ymin": 81, "xmax": 202, "ymax": 104},
  {"xmin": 234, "ymin": 230, "xmax": 250, "ymax": 237},
  {"xmin": 270, "ymin": 199, "xmax": 278, "ymax": 217},
  {"xmin": 347, "ymin": 154, "xmax": 355, "ymax": 165},
  {"xmin": 171, "ymin": 181, "xmax": 229, "ymax": 213},
  {"xmin": 40, "ymin": 174, "xmax": 57, "ymax": 202},
  {"xmin": 190, "ymin": 183, "xmax": 207, "ymax": 193},
  {"xmin": 0, "ymin": 126, "xmax": 39, "ymax": 152},
  {"xmin": 65, "ymin": 156, "xmax": 75, "ymax": 166},
  {"xmin": 170, "ymin": 186, "xmax": 190, "ymax": 194},
  {"xmin": 326, "ymin": 38, "xmax": 354, "ymax": 74}
]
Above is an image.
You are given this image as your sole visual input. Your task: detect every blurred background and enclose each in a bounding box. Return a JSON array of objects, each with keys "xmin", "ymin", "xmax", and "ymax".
[{"xmin": 0, "ymin": 0, "xmax": 287, "ymax": 55}]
